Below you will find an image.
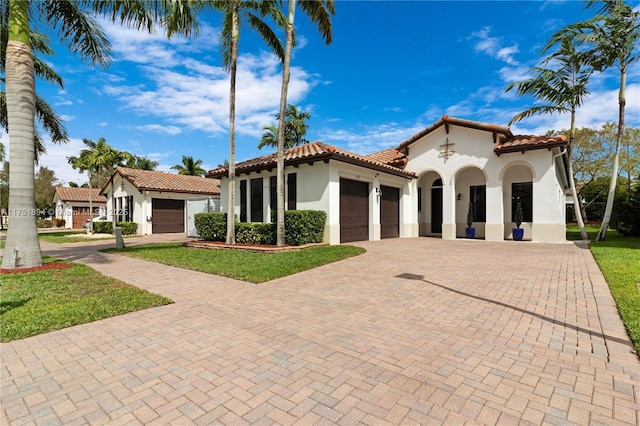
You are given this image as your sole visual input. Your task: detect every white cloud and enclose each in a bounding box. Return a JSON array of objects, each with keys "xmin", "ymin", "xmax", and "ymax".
[
  {"xmin": 134, "ymin": 124, "xmax": 182, "ymax": 136},
  {"xmin": 470, "ymin": 27, "xmax": 520, "ymax": 66},
  {"xmin": 37, "ymin": 138, "xmax": 89, "ymax": 186}
]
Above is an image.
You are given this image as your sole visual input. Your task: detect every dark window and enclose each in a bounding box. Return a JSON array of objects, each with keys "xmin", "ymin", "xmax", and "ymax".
[
  {"xmin": 251, "ymin": 178, "xmax": 263, "ymax": 222},
  {"xmin": 270, "ymin": 176, "xmax": 277, "ymax": 218},
  {"xmin": 418, "ymin": 187, "xmax": 422, "ymax": 212},
  {"xmin": 287, "ymin": 173, "xmax": 297, "ymax": 210},
  {"xmin": 240, "ymin": 180, "xmax": 247, "ymax": 222},
  {"xmin": 127, "ymin": 196, "xmax": 133, "ymax": 222},
  {"xmin": 512, "ymin": 182, "xmax": 533, "ymax": 222},
  {"xmin": 469, "ymin": 185, "xmax": 486, "ymax": 222}
]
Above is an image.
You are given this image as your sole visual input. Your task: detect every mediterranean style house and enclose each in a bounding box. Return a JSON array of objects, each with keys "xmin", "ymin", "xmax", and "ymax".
[
  {"xmin": 101, "ymin": 167, "xmax": 220, "ymax": 235},
  {"xmin": 53, "ymin": 186, "xmax": 107, "ymax": 229},
  {"xmin": 207, "ymin": 115, "xmax": 569, "ymax": 244}
]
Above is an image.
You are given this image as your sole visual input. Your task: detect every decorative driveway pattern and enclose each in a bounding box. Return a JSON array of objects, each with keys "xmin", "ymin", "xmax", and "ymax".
[{"xmin": 1, "ymin": 237, "xmax": 639, "ymax": 425}]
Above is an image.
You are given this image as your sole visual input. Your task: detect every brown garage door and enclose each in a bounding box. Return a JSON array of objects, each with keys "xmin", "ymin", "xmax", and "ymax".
[
  {"xmin": 152, "ymin": 198, "xmax": 184, "ymax": 233},
  {"xmin": 380, "ymin": 185, "xmax": 399, "ymax": 239},
  {"xmin": 72, "ymin": 207, "xmax": 90, "ymax": 229},
  {"xmin": 340, "ymin": 178, "xmax": 369, "ymax": 243}
]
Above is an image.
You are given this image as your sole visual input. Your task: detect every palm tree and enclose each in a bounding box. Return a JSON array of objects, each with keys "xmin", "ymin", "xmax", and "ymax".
[
  {"xmin": 171, "ymin": 155, "xmax": 206, "ymax": 176},
  {"xmin": 127, "ymin": 155, "xmax": 158, "ymax": 171},
  {"xmin": 214, "ymin": 0, "xmax": 286, "ymax": 245},
  {"xmin": 68, "ymin": 138, "xmax": 130, "ymax": 233},
  {"xmin": 258, "ymin": 104, "xmax": 311, "ymax": 150},
  {"xmin": 1, "ymin": 21, "xmax": 69, "ymax": 161},
  {"xmin": 506, "ymin": 34, "xmax": 592, "ymax": 241},
  {"xmin": 2, "ymin": 1, "xmax": 198, "ymax": 269},
  {"xmin": 573, "ymin": 1, "xmax": 640, "ymax": 241},
  {"xmin": 275, "ymin": 0, "xmax": 334, "ymax": 246}
]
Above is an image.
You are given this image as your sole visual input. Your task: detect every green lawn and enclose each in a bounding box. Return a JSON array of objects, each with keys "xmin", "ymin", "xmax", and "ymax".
[
  {"xmin": 0, "ymin": 257, "xmax": 172, "ymax": 342},
  {"xmin": 567, "ymin": 224, "xmax": 640, "ymax": 353},
  {"xmin": 104, "ymin": 242, "xmax": 366, "ymax": 283}
]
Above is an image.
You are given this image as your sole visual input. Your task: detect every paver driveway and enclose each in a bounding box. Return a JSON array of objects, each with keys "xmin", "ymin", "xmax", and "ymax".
[{"xmin": 1, "ymin": 237, "xmax": 639, "ymax": 425}]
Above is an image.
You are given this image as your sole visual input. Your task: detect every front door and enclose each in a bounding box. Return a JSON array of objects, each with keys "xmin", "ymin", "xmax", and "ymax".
[{"xmin": 431, "ymin": 186, "xmax": 443, "ymax": 234}]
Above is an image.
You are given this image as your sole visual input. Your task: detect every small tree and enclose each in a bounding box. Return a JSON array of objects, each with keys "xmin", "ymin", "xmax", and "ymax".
[
  {"xmin": 466, "ymin": 203, "xmax": 473, "ymax": 229},
  {"xmin": 514, "ymin": 200, "xmax": 524, "ymax": 229}
]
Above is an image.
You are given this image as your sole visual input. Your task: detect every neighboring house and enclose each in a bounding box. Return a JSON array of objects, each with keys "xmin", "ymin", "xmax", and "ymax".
[
  {"xmin": 53, "ymin": 186, "xmax": 107, "ymax": 229},
  {"xmin": 208, "ymin": 115, "xmax": 569, "ymax": 245},
  {"xmin": 101, "ymin": 167, "xmax": 221, "ymax": 235}
]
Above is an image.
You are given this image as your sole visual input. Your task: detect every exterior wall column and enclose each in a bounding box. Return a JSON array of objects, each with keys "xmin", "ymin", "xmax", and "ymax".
[
  {"xmin": 327, "ymin": 166, "xmax": 341, "ymax": 245},
  {"xmin": 441, "ymin": 178, "xmax": 456, "ymax": 240},
  {"xmin": 371, "ymin": 175, "xmax": 381, "ymax": 242},
  {"xmin": 402, "ymin": 179, "xmax": 419, "ymax": 238},
  {"xmin": 485, "ymin": 178, "xmax": 504, "ymax": 241}
]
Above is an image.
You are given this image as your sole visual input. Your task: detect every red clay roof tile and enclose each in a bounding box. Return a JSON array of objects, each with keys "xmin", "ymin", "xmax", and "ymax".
[
  {"xmin": 494, "ymin": 134, "xmax": 567, "ymax": 154},
  {"xmin": 54, "ymin": 187, "xmax": 107, "ymax": 203},
  {"xmin": 109, "ymin": 167, "xmax": 220, "ymax": 195}
]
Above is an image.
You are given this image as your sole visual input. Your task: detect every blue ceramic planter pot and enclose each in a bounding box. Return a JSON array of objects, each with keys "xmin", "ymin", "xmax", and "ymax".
[
  {"xmin": 465, "ymin": 227, "xmax": 476, "ymax": 239},
  {"xmin": 513, "ymin": 227, "xmax": 524, "ymax": 241}
]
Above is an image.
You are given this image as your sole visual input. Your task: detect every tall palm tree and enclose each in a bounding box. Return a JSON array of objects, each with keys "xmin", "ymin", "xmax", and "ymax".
[
  {"xmin": 171, "ymin": 155, "xmax": 206, "ymax": 176},
  {"xmin": 258, "ymin": 104, "xmax": 311, "ymax": 150},
  {"xmin": 572, "ymin": 1, "xmax": 640, "ymax": 241},
  {"xmin": 2, "ymin": 0, "xmax": 198, "ymax": 269},
  {"xmin": 214, "ymin": 0, "xmax": 286, "ymax": 245},
  {"xmin": 275, "ymin": 0, "xmax": 334, "ymax": 246},
  {"xmin": 1, "ymin": 19, "xmax": 69, "ymax": 161},
  {"xmin": 506, "ymin": 34, "xmax": 592, "ymax": 241},
  {"xmin": 68, "ymin": 138, "xmax": 130, "ymax": 233}
]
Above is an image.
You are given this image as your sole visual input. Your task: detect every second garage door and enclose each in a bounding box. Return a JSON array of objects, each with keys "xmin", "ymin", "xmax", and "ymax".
[
  {"xmin": 340, "ymin": 178, "xmax": 369, "ymax": 243},
  {"xmin": 152, "ymin": 198, "xmax": 185, "ymax": 233},
  {"xmin": 380, "ymin": 185, "xmax": 400, "ymax": 239}
]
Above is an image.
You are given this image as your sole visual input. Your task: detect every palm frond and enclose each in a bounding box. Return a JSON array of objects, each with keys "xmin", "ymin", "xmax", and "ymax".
[
  {"xmin": 509, "ymin": 106, "xmax": 569, "ymax": 125},
  {"xmin": 297, "ymin": 0, "xmax": 335, "ymax": 45},
  {"xmin": 35, "ymin": 95, "xmax": 69, "ymax": 144}
]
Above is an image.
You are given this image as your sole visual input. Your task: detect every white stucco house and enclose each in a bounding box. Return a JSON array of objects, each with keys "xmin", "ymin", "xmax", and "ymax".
[
  {"xmin": 53, "ymin": 187, "xmax": 107, "ymax": 229},
  {"xmin": 101, "ymin": 167, "xmax": 221, "ymax": 235},
  {"xmin": 207, "ymin": 115, "xmax": 569, "ymax": 245}
]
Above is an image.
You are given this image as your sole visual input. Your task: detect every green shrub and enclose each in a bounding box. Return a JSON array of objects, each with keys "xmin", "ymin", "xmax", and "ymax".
[
  {"xmin": 194, "ymin": 212, "xmax": 227, "ymax": 241},
  {"xmin": 36, "ymin": 219, "xmax": 53, "ymax": 228},
  {"xmin": 118, "ymin": 222, "xmax": 138, "ymax": 235},
  {"xmin": 93, "ymin": 221, "xmax": 111, "ymax": 234},
  {"xmin": 92, "ymin": 221, "xmax": 138, "ymax": 235},
  {"xmin": 236, "ymin": 222, "xmax": 275, "ymax": 245},
  {"xmin": 54, "ymin": 218, "xmax": 66, "ymax": 228},
  {"xmin": 272, "ymin": 210, "xmax": 327, "ymax": 246}
]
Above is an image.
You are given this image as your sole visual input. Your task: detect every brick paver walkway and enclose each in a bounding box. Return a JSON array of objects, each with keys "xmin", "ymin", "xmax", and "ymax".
[{"xmin": 1, "ymin": 236, "xmax": 638, "ymax": 425}]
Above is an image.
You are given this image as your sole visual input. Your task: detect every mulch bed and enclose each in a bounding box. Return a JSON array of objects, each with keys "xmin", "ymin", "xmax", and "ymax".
[
  {"xmin": 184, "ymin": 240, "xmax": 327, "ymax": 253},
  {"xmin": 1, "ymin": 263, "xmax": 73, "ymax": 275}
]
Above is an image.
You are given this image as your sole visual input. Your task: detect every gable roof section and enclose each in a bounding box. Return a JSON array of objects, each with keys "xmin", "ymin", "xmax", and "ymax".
[
  {"xmin": 54, "ymin": 187, "xmax": 107, "ymax": 203},
  {"xmin": 396, "ymin": 115, "xmax": 513, "ymax": 152},
  {"xmin": 107, "ymin": 167, "xmax": 220, "ymax": 195},
  {"xmin": 363, "ymin": 148, "xmax": 408, "ymax": 169},
  {"xmin": 207, "ymin": 142, "xmax": 416, "ymax": 179},
  {"xmin": 494, "ymin": 134, "xmax": 567, "ymax": 155}
]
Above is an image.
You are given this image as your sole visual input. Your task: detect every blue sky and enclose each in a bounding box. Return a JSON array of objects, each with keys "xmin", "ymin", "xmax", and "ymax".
[{"xmin": 14, "ymin": 0, "xmax": 640, "ymax": 185}]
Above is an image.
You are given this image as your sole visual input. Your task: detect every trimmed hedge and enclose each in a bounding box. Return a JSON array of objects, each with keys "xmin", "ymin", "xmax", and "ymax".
[
  {"xmin": 194, "ymin": 212, "xmax": 227, "ymax": 241},
  {"xmin": 54, "ymin": 218, "xmax": 66, "ymax": 227},
  {"xmin": 36, "ymin": 219, "xmax": 53, "ymax": 228},
  {"xmin": 92, "ymin": 221, "xmax": 138, "ymax": 235},
  {"xmin": 195, "ymin": 210, "xmax": 326, "ymax": 246}
]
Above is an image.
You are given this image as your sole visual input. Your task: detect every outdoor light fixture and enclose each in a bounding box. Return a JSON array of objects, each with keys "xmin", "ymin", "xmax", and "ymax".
[
  {"xmin": 457, "ymin": 193, "xmax": 462, "ymax": 200},
  {"xmin": 376, "ymin": 188, "xmax": 382, "ymax": 198}
]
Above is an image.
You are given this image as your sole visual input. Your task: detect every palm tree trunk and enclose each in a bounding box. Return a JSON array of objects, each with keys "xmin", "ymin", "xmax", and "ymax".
[
  {"xmin": 2, "ymin": 0, "xmax": 43, "ymax": 269},
  {"xmin": 596, "ymin": 65, "xmax": 626, "ymax": 242},
  {"xmin": 568, "ymin": 111, "xmax": 589, "ymax": 240},
  {"xmin": 226, "ymin": 2, "xmax": 239, "ymax": 245},
  {"xmin": 276, "ymin": 0, "xmax": 295, "ymax": 246}
]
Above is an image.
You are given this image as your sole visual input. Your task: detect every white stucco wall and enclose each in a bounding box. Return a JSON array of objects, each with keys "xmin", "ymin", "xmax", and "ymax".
[
  {"xmin": 408, "ymin": 125, "xmax": 567, "ymax": 242},
  {"xmin": 104, "ymin": 174, "xmax": 220, "ymax": 235},
  {"xmin": 53, "ymin": 197, "xmax": 106, "ymax": 229}
]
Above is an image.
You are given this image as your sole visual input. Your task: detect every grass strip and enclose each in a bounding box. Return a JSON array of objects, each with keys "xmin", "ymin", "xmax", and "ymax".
[
  {"xmin": 104, "ymin": 242, "xmax": 366, "ymax": 283},
  {"xmin": 567, "ymin": 224, "xmax": 640, "ymax": 353},
  {"xmin": 1, "ymin": 257, "xmax": 172, "ymax": 342}
]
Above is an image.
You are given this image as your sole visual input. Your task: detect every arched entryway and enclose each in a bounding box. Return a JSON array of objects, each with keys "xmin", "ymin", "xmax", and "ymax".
[
  {"xmin": 454, "ymin": 166, "xmax": 487, "ymax": 238},
  {"xmin": 501, "ymin": 164, "xmax": 534, "ymax": 240},
  {"xmin": 417, "ymin": 171, "xmax": 444, "ymax": 236}
]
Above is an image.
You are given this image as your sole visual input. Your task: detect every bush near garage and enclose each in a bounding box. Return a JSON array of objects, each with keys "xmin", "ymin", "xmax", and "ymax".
[
  {"xmin": 92, "ymin": 221, "xmax": 138, "ymax": 235},
  {"xmin": 194, "ymin": 212, "xmax": 227, "ymax": 241}
]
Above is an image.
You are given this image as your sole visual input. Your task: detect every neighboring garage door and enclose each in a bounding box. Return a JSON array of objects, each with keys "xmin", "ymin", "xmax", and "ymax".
[
  {"xmin": 152, "ymin": 198, "xmax": 184, "ymax": 233},
  {"xmin": 72, "ymin": 207, "xmax": 90, "ymax": 229},
  {"xmin": 340, "ymin": 178, "xmax": 369, "ymax": 243},
  {"xmin": 380, "ymin": 185, "xmax": 400, "ymax": 239}
]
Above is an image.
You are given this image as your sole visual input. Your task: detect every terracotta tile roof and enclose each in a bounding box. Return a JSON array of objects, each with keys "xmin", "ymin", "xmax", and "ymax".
[
  {"xmin": 207, "ymin": 142, "xmax": 416, "ymax": 179},
  {"xmin": 109, "ymin": 167, "xmax": 220, "ymax": 195},
  {"xmin": 397, "ymin": 115, "xmax": 513, "ymax": 151},
  {"xmin": 494, "ymin": 135, "xmax": 567, "ymax": 155},
  {"xmin": 363, "ymin": 149, "xmax": 408, "ymax": 169},
  {"xmin": 54, "ymin": 187, "xmax": 107, "ymax": 203}
]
